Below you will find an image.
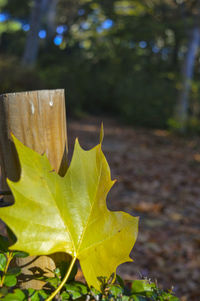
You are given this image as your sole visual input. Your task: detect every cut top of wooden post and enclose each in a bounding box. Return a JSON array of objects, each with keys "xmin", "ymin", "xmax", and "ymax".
[
  {"xmin": 0, "ymin": 89, "xmax": 68, "ymax": 189},
  {"xmin": 0, "ymin": 89, "xmax": 68, "ymax": 289}
]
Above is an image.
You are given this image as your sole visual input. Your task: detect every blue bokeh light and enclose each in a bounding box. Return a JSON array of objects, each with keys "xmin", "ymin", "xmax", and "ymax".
[
  {"xmin": 38, "ymin": 30, "xmax": 46, "ymax": 39},
  {"xmin": 101, "ymin": 19, "xmax": 113, "ymax": 29},
  {"xmin": 54, "ymin": 35, "xmax": 63, "ymax": 45},
  {"xmin": 0, "ymin": 13, "xmax": 8, "ymax": 22},
  {"xmin": 152, "ymin": 45, "xmax": 160, "ymax": 53},
  {"xmin": 56, "ymin": 25, "xmax": 67, "ymax": 34},
  {"xmin": 22, "ymin": 24, "xmax": 30, "ymax": 31},
  {"xmin": 139, "ymin": 41, "xmax": 147, "ymax": 48},
  {"xmin": 78, "ymin": 9, "xmax": 85, "ymax": 16}
]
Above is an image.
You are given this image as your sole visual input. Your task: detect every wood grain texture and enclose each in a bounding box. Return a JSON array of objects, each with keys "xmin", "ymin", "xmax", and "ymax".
[{"xmin": 0, "ymin": 89, "xmax": 68, "ymax": 289}]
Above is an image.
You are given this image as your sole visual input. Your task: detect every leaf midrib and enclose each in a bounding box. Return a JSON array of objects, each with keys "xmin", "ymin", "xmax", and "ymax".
[
  {"xmin": 46, "ymin": 174, "xmax": 77, "ymax": 254},
  {"xmin": 76, "ymin": 147, "xmax": 103, "ymax": 257}
]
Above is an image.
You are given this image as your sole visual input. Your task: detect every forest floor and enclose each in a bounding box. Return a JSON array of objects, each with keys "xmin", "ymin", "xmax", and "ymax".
[
  {"xmin": 68, "ymin": 115, "xmax": 200, "ymax": 301},
  {"xmin": 0, "ymin": 115, "xmax": 199, "ymax": 300}
]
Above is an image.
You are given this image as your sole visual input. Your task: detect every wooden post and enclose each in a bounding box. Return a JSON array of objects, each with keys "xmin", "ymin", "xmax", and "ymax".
[{"xmin": 0, "ymin": 89, "xmax": 68, "ymax": 289}]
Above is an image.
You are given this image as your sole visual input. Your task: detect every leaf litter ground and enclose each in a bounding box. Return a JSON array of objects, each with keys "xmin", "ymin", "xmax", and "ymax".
[
  {"xmin": 67, "ymin": 116, "xmax": 200, "ymax": 301},
  {"xmin": 0, "ymin": 115, "xmax": 199, "ymax": 301}
]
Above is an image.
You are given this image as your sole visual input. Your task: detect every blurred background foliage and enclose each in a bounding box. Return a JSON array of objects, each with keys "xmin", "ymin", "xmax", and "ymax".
[{"xmin": 0, "ymin": 0, "xmax": 200, "ymax": 131}]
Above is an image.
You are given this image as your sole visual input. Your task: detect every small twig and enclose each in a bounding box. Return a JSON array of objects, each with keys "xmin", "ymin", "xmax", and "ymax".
[
  {"xmin": 0, "ymin": 251, "xmax": 14, "ymax": 287},
  {"xmin": 46, "ymin": 256, "xmax": 76, "ymax": 301}
]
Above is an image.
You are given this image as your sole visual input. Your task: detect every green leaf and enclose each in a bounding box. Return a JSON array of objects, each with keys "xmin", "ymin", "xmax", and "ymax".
[
  {"xmin": 0, "ymin": 253, "xmax": 7, "ymax": 271},
  {"xmin": 0, "ymin": 235, "xmax": 9, "ymax": 252},
  {"xmin": 65, "ymin": 283, "xmax": 82, "ymax": 299},
  {"xmin": 4, "ymin": 274, "xmax": 17, "ymax": 287},
  {"xmin": 90, "ymin": 286, "xmax": 101, "ymax": 298},
  {"xmin": 121, "ymin": 296, "xmax": 130, "ymax": 301},
  {"xmin": 29, "ymin": 289, "xmax": 48, "ymax": 301},
  {"xmin": 2, "ymin": 289, "xmax": 25, "ymax": 301},
  {"xmin": 0, "ymin": 134, "xmax": 139, "ymax": 290},
  {"xmin": 131, "ymin": 296, "xmax": 147, "ymax": 301},
  {"xmin": 0, "ymin": 287, "xmax": 8, "ymax": 297},
  {"xmin": 131, "ymin": 280, "xmax": 155, "ymax": 293},
  {"xmin": 116, "ymin": 274, "xmax": 125, "ymax": 288},
  {"xmin": 71, "ymin": 281, "xmax": 88, "ymax": 295},
  {"xmin": 97, "ymin": 273, "xmax": 115, "ymax": 292},
  {"xmin": 13, "ymin": 251, "xmax": 29, "ymax": 258},
  {"xmin": 7, "ymin": 267, "xmax": 21, "ymax": 276},
  {"xmin": 109, "ymin": 284, "xmax": 123, "ymax": 297},
  {"xmin": 46, "ymin": 276, "xmax": 59, "ymax": 288},
  {"xmin": 64, "ymin": 281, "xmax": 88, "ymax": 299},
  {"xmin": 26, "ymin": 288, "xmax": 35, "ymax": 298},
  {"xmin": 60, "ymin": 291, "xmax": 71, "ymax": 300}
]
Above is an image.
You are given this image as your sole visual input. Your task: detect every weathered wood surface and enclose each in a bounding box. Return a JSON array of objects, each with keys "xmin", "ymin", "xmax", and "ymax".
[{"xmin": 0, "ymin": 89, "xmax": 68, "ymax": 289}]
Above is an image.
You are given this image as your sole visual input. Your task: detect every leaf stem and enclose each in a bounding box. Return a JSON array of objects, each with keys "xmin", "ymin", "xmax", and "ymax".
[
  {"xmin": 0, "ymin": 251, "xmax": 13, "ymax": 287},
  {"xmin": 46, "ymin": 256, "xmax": 76, "ymax": 301}
]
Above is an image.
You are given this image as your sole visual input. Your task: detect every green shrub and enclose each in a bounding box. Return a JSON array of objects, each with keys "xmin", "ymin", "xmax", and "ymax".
[
  {"xmin": 0, "ymin": 240, "xmax": 179, "ymax": 300},
  {"xmin": 0, "ymin": 55, "xmax": 43, "ymax": 94}
]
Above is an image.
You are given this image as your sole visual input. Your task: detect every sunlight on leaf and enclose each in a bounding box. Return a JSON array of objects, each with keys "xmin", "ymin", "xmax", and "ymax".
[{"xmin": 0, "ymin": 134, "xmax": 138, "ymax": 290}]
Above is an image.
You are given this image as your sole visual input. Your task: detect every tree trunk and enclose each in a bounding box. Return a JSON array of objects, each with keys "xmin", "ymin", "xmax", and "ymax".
[
  {"xmin": 46, "ymin": 0, "xmax": 58, "ymax": 40},
  {"xmin": 21, "ymin": 0, "xmax": 47, "ymax": 66},
  {"xmin": 0, "ymin": 89, "xmax": 68, "ymax": 289},
  {"xmin": 174, "ymin": 26, "xmax": 200, "ymax": 132},
  {"xmin": 172, "ymin": 31, "xmax": 180, "ymax": 67}
]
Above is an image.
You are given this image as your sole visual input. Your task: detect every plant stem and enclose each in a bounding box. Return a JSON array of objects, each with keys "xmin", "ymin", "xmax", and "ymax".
[
  {"xmin": 0, "ymin": 251, "xmax": 13, "ymax": 287},
  {"xmin": 46, "ymin": 256, "xmax": 76, "ymax": 301}
]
